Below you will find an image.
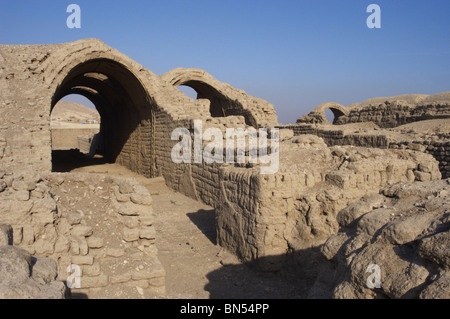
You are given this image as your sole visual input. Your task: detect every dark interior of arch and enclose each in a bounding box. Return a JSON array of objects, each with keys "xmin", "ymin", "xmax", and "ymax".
[
  {"xmin": 179, "ymin": 80, "xmax": 256, "ymax": 127},
  {"xmin": 51, "ymin": 59, "xmax": 155, "ymax": 177}
]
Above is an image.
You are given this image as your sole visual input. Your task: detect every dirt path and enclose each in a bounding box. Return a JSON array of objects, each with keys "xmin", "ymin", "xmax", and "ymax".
[{"xmin": 63, "ymin": 159, "xmax": 307, "ymax": 299}]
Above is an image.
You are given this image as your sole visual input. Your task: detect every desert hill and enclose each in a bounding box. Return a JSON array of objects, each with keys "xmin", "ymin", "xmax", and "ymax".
[{"xmin": 51, "ymin": 101, "xmax": 100, "ymax": 124}]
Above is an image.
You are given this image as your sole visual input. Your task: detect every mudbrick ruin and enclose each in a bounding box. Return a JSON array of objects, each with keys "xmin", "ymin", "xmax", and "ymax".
[{"xmin": 0, "ymin": 39, "xmax": 449, "ymax": 299}]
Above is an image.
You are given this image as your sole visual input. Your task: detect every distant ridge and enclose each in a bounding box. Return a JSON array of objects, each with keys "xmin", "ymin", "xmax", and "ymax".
[
  {"xmin": 347, "ymin": 91, "xmax": 450, "ymax": 109},
  {"xmin": 51, "ymin": 101, "xmax": 100, "ymax": 123}
]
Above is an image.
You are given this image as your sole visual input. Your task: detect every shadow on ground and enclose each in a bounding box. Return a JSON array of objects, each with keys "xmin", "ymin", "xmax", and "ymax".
[
  {"xmin": 66, "ymin": 291, "xmax": 89, "ymax": 299},
  {"xmin": 52, "ymin": 150, "xmax": 109, "ymax": 172},
  {"xmin": 187, "ymin": 209, "xmax": 217, "ymax": 245},
  {"xmin": 186, "ymin": 209, "xmax": 329, "ymax": 299},
  {"xmin": 203, "ymin": 251, "xmax": 326, "ymax": 299}
]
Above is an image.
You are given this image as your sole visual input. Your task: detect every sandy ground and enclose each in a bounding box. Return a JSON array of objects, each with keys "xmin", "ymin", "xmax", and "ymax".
[
  {"xmin": 55, "ymin": 153, "xmax": 308, "ymax": 299},
  {"xmin": 50, "ymin": 122, "xmax": 100, "ymax": 129}
]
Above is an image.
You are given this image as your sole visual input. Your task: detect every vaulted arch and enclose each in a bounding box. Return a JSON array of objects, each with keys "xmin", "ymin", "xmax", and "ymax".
[
  {"xmin": 48, "ymin": 46, "xmax": 157, "ymax": 177},
  {"xmin": 162, "ymin": 68, "xmax": 260, "ymax": 127}
]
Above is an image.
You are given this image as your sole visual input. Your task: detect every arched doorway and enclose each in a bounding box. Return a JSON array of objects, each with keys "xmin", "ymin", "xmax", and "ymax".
[
  {"xmin": 51, "ymin": 94, "xmax": 102, "ymax": 171},
  {"xmin": 174, "ymin": 79, "xmax": 251, "ymax": 121},
  {"xmin": 325, "ymin": 107, "xmax": 346, "ymax": 124},
  {"xmin": 163, "ymin": 68, "xmax": 258, "ymax": 127},
  {"xmin": 51, "ymin": 58, "xmax": 156, "ymax": 178}
]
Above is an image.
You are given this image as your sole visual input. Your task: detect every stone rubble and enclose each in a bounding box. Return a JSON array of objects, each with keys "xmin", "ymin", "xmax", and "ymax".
[
  {"xmin": 0, "ymin": 225, "xmax": 66, "ymax": 299},
  {"xmin": 0, "ymin": 170, "xmax": 165, "ymax": 299},
  {"xmin": 311, "ymin": 179, "xmax": 449, "ymax": 299}
]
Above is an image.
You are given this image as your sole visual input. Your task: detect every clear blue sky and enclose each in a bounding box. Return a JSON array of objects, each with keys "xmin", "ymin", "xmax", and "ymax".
[{"xmin": 1, "ymin": 0, "xmax": 449, "ymax": 124}]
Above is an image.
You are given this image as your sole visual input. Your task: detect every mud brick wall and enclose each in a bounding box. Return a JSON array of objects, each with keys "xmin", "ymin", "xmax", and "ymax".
[
  {"xmin": 216, "ymin": 166, "xmax": 261, "ymax": 262},
  {"xmin": 215, "ymin": 139, "xmax": 442, "ymax": 272},
  {"xmin": 52, "ymin": 127, "xmax": 100, "ymax": 151},
  {"xmin": 190, "ymin": 163, "xmax": 222, "ymax": 207},
  {"xmin": 154, "ymin": 107, "xmax": 191, "ymax": 190},
  {"xmin": 389, "ymin": 139, "xmax": 450, "ymax": 179},
  {"xmin": 155, "ymin": 109, "xmax": 258, "ymax": 208},
  {"xmin": 0, "ymin": 93, "xmax": 52, "ymax": 172},
  {"xmin": 0, "ymin": 170, "xmax": 165, "ymax": 298},
  {"xmin": 153, "ymin": 106, "xmax": 222, "ymax": 207},
  {"xmin": 114, "ymin": 114, "xmax": 155, "ymax": 178},
  {"xmin": 281, "ymin": 124, "xmax": 390, "ymax": 148},
  {"xmin": 335, "ymin": 101, "xmax": 450, "ymax": 128},
  {"xmin": 283, "ymin": 124, "xmax": 449, "ymax": 179},
  {"xmin": 77, "ymin": 135, "xmax": 94, "ymax": 154}
]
